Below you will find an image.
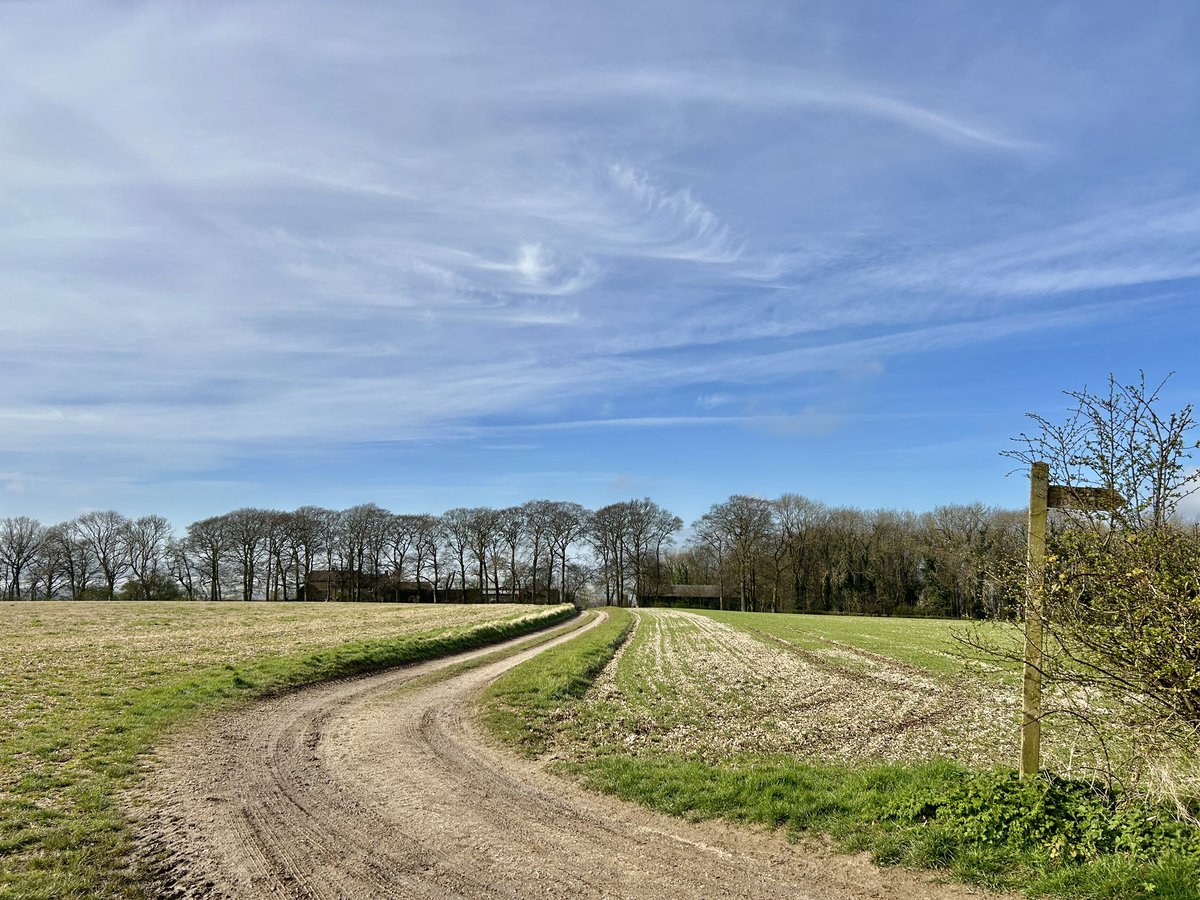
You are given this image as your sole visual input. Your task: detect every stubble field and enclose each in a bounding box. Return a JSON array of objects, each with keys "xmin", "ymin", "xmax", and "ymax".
[
  {"xmin": 555, "ymin": 608, "xmax": 1020, "ymax": 768},
  {"xmin": 552, "ymin": 608, "xmax": 1191, "ymax": 784}
]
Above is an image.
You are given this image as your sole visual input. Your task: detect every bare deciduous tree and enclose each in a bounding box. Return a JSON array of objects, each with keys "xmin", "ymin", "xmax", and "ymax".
[
  {"xmin": 495, "ymin": 506, "xmax": 525, "ymax": 601},
  {"xmin": 187, "ymin": 514, "xmax": 231, "ymax": 602},
  {"xmin": 124, "ymin": 514, "xmax": 172, "ymax": 600},
  {"xmin": 74, "ymin": 510, "xmax": 129, "ymax": 600},
  {"xmin": 0, "ymin": 516, "xmax": 46, "ymax": 600},
  {"xmin": 441, "ymin": 508, "xmax": 475, "ymax": 602},
  {"xmin": 225, "ymin": 508, "xmax": 273, "ymax": 602},
  {"xmin": 546, "ymin": 501, "xmax": 588, "ymax": 604},
  {"xmin": 1004, "ymin": 371, "xmax": 1200, "ymax": 530},
  {"xmin": 165, "ymin": 536, "xmax": 198, "ymax": 600},
  {"xmin": 52, "ymin": 522, "xmax": 97, "ymax": 600},
  {"xmin": 522, "ymin": 500, "xmax": 555, "ymax": 602},
  {"xmin": 695, "ymin": 495, "xmax": 774, "ymax": 612}
]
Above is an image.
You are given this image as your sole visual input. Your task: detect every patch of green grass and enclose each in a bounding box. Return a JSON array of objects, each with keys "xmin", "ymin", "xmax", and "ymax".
[
  {"xmin": 694, "ymin": 608, "xmax": 1016, "ymax": 678},
  {"xmin": 0, "ymin": 601, "xmax": 574, "ymax": 899},
  {"xmin": 480, "ymin": 607, "xmax": 633, "ymax": 756}
]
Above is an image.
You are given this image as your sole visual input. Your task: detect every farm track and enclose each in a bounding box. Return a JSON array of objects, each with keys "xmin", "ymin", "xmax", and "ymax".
[{"xmin": 135, "ymin": 611, "xmax": 1001, "ymax": 900}]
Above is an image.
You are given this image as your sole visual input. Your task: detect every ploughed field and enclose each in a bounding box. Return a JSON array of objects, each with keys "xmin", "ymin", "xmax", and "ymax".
[{"xmin": 0, "ymin": 601, "xmax": 572, "ymax": 898}]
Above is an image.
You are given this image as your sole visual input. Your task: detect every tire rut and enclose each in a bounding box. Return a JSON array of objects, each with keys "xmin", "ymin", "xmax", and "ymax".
[{"xmin": 134, "ymin": 612, "xmax": 1006, "ymax": 900}]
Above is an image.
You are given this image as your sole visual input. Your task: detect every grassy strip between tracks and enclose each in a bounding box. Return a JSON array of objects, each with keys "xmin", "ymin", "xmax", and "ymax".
[
  {"xmin": 1, "ymin": 603, "xmax": 575, "ymax": 900},
  {"xmin": 483, "ymin": 608, "xmax": 1200, "ymax": 900},
  {"xmin": 386, "ymin": 609, "xmax": 598, "ymax": 699},
  {"xmin": 480, "ymin": 607, "xmax": 634, "ymax": 756}
]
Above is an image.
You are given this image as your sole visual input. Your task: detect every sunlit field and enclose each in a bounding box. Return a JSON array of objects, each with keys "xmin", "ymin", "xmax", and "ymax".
[
  {"xmin": 0, "ymin": 601, "xmax": 572, "ymax": 899},
  {"xmin": 555, "ymin": 609, "xmax": 1020, "ymax": 769}
]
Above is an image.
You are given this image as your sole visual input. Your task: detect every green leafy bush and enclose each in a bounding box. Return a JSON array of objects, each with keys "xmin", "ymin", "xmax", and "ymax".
[{"xmin": 884, "ymin": 770, "xmax": 1200, "ymax": 865}]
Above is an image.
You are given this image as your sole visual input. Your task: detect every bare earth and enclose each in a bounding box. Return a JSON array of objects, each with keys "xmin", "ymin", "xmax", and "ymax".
[{"xmin": 134, "ymin": 614, "xmax": 1003, "ymax": 900}]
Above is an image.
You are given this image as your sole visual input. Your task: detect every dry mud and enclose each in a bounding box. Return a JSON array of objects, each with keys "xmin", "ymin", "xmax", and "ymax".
[{"xmin": 134, "ymin": 613, "xmax": 1004, "ymax": 900}]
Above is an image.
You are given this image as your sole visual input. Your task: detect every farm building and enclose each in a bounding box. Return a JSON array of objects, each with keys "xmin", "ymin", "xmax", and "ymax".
[{"xmin": 641, "ymin": 584, "xmax": 723, "ymax": 610}]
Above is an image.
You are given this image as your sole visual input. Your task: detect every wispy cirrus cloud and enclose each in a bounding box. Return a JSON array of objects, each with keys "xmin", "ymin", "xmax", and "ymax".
[
  {"xmin": 605, "ymin": 162, "xmax": 745, "ymax": 264},
  {"xmin": 546, "ymin": 68, "xmax": 1043, "ymax": 153},
  {"xmin": 869, "ymin": 194, "xmax": 1200, "ymax": 299}
]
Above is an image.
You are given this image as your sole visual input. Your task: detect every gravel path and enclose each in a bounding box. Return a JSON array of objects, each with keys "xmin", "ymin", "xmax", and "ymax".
[{"xmin": 134, "ymin": 612, "xmax": 1004, "ymax": 900}]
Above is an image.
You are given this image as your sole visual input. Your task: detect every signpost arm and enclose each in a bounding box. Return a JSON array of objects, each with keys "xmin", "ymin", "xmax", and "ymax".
[{"xmin": 1021, "ymin": 461, "xmax": 1049, "ymax": 778}]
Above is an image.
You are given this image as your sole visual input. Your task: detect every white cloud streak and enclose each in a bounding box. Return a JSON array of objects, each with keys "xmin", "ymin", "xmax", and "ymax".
[{"xmin": 545, "ymin": 69, "xmax": 1043, "ymax": 152}]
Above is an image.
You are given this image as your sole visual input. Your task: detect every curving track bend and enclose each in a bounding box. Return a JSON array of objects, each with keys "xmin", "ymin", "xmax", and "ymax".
[{"xmin": 135, "ymin": 613, "xmax": 999, "ymax": 900}]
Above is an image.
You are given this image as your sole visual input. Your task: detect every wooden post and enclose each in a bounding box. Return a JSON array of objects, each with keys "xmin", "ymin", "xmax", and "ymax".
[{"xmin": 1021, "ymin": 461, "xmax": 1049, "ymax": 778}]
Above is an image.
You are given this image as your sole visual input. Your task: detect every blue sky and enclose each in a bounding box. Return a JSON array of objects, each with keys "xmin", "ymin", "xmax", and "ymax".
[{"xmin": 2, "ymin": 1, "xmax": 1199, "ymax": 529}]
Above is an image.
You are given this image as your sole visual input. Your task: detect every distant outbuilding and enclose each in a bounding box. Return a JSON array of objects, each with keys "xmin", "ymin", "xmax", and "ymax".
[{"xmin": 641, "ymin": 584, "xmax": 723, "ymax": 610}]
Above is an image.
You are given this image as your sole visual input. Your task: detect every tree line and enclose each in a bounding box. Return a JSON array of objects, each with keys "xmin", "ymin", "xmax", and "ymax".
[
  {"xmin": 0, "ymin": 496, "xmax": 1029, "ymax": 617},
  {"xmin": 676, "ymin": 495, "xmax": 1024, "ymax": 617}
]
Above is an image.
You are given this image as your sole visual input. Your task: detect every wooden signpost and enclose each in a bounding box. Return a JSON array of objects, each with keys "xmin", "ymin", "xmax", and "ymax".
[
  {"xmin": 1045, "ymin": 485, "xmax": 1126, "ymax": 512},
  {"xmin": 1021, "ymin": 462, "xmax": 1050, "ymax": 779},
  {"xmin": 1021, "ymin": 463, "xmax": 1124, "ymax": 778}
]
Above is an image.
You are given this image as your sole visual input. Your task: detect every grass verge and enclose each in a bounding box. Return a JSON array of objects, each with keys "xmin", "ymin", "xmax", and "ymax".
[
  {"xmin": 480, "ymin": 607, "xmax": 633, "ymax": 756},
  {"xmin": 1, "ymin": 603, "xmax": 574, "ymax": 900}
]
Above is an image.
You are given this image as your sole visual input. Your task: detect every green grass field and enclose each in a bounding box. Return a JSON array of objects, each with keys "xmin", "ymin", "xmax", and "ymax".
[
  {"xmin": 483, "ymin": 607, "xmax": 1200, "ymax": 900},
  {"xmin": 0, "ymin": 600, "xmax": 573, "ymax": 899},
  {"xmin": 696, "ymin": 608, "xmax": 1019, "ymax": 677}
]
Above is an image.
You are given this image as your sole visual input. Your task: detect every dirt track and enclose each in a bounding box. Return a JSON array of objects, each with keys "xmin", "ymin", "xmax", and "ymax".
[{"xmin": 135, "ymin": 613, "xmax": 1001, "ymax": 899}]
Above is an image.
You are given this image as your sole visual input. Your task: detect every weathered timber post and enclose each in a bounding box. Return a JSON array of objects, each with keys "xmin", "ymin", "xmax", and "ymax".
[
  {"xmin": 1021, "ymin": 461, "xmax": 1049, "ymax": 778},
  {"xmin": 1020, "ymin": 465, "xmax": 1123, "ymax": 779}
]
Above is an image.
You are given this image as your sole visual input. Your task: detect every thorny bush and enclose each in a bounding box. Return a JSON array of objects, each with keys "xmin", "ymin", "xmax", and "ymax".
[{"xmin": 1044, "ymin": 527, "xmax": 1200, "ymax": 738}]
